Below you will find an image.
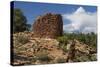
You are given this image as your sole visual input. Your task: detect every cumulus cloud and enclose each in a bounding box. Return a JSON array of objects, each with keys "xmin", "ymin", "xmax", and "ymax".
[{"xmin": 63, "ymin": 7, "xmax": 97, "ymax": 33}]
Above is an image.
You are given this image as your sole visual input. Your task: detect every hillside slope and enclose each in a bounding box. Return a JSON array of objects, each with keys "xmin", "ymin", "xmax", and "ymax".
[{"xmin": 12, "ymin": 32, "xmax": 97, "ymax": 65}]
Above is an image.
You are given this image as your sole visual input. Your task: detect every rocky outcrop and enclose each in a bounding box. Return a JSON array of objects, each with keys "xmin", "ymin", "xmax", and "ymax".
[
  {"xmin": 12, "ymin": 33, "xmax": 97, "ymax": 65},
  {"xmin": 32, "ymin": 13, "xmax": 63, "ymax": 39}
]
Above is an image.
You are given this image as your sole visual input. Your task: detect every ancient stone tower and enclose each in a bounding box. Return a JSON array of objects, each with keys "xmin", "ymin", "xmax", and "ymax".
[{"xmin": 32, "ymin": 13, "xmax": 63, "ymax": 38}]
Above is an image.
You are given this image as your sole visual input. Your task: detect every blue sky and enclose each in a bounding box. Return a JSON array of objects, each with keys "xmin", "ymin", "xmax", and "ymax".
[{"xmin": 12, "ymin": 1, "xmax": 97, "ymax": 33}]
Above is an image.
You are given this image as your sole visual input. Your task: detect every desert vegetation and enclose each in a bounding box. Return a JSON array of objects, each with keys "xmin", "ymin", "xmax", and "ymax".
[
  {"xmin": 57, "ymin": 32, "xmax": 97, "ymax": 62},
  {"xmin": 13, "ymin": 8, "xmax": 31, "ymax": 33}
]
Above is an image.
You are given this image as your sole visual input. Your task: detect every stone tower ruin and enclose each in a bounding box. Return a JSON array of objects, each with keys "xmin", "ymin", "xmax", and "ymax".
[{"xmin": 32, "ymin": 13, "xmax": 63, "ymax": 39}]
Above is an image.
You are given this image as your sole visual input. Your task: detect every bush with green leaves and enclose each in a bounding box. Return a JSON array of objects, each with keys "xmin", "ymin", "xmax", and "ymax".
[
  {"xmin": 57, "ymin": 36, "xmax": 68, "ymax": 52},
  {"xmin": 75, "ymin": 55, "xmax": 90, "ymax": 62},
  {"xmin": 35, "ymin": 51, "xmax": 51, "ymax": 62},
  {"xmin": 57, "ymin": 36, "xmax": 68, "ymax": 44},
  {"xmin": 15, "ymin": 33, "xmax": 29, "ymax": 44},
  {"xmin": 63, "ymin": 32, "xmax": 97, "ymax": 51},
  {"xmin": 56, "ymin": 58, "xmax": 66, "ymax": 63},
  {"xmin": 13, "ymin": 8, "xmax": 31, "ymax": 33}
]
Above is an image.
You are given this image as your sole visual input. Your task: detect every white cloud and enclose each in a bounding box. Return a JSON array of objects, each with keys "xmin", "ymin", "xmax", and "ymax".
[{"xmin": 63, "ymin": 7, "xmax": 97, "ymax": 33}]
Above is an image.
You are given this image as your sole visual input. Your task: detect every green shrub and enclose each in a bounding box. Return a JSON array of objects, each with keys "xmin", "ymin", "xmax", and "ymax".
[
  {"xmin": 16, "ymin": 34, "xmax": 29, "ymax": 44},
  {"xmin": 90, "ymin": 54, "xmax": 97, "ymax": 61},
  {"xmin": 56, "ymin": 58, "xmax": 66, "ymax": 63},
  {"xmin": 36, "ymin": 52, "xmax": 51, "ymax": 61},
  {"xmin": 74, "ymin": 49, "xmax": 97, "ymax": 62},
  {"xmin": 62, "ymin": 45, "xmax": 68, "ymax": 52},
  {"xmin": 57, "ymin": 36, "xmax": 68, "ymax": 44},
  {"xmin": 74, "ymin": 54, "xmax": 91, "ymax": 62},
  {"xmin": 57, "ymin": 36, "xmax": 68, "ymax": 52}
]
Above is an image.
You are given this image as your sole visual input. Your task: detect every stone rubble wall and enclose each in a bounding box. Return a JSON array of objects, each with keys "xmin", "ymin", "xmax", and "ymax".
[{"xmin": 32, "ymin": 13, "xmax": 63, "ymax": 39}]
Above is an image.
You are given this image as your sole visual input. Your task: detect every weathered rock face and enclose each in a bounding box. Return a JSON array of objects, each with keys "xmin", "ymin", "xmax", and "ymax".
[{"xmin": 32, "ymin": 13, "xmax": 63, "ymax": 39}]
